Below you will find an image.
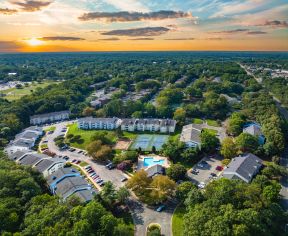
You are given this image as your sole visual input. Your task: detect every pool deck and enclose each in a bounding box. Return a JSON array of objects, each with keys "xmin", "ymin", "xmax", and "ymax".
[{"xmin": 137, "ymin": 154, "xmax": 170, "ymax": 171}]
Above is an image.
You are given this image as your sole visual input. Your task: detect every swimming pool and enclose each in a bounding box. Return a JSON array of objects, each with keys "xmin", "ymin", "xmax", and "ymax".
[{"xmin": 143, "ymin": 157, "xmax": 165, "ymax": 167}]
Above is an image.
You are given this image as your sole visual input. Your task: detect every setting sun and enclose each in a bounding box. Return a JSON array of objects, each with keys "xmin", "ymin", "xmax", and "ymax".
[{"xmin": 25, "ymin": 38, "xmax": 44, "ymax": 46}]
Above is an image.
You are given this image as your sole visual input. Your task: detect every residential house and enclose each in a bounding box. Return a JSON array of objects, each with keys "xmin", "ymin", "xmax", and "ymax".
[
  {"xmin": 78, "ymin": 117, "xmax": 121, "ymax": 130},
  {"xmin": 243, "ymin": 123, "xmax": 265, "ymax": 145},
  {"xmin": 46, "ymin": 168, "xmax": 96, "ymax": 202},
  {"xmin": 4, "ymin": 126, "xmax": 43, "ymax": 155},
  {"xmin": 14, "ymin": 152, "xmax": 65, "ymax": 177},
  {"xmin": 222, "ymin": 153, "xmax": 263, "ymax": 183},
  {"xmin": 180, "ymin": 124, "xmax": 203, "ymax": 148},
  {"xmin": 30, "ymin": 110, "xmax": 70, "ymax": 125}
]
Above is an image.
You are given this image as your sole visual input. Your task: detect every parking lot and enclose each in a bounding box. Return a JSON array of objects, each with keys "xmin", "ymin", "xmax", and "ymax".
[{"xmin": 187, "ymin": 155, "xmax": 224, "ymax": 187}]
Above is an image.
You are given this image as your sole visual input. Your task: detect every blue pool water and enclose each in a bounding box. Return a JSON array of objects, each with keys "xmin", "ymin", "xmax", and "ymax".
[{"xmin": 143, "ymin": 157, "xmax": 164, "ymax": 167}]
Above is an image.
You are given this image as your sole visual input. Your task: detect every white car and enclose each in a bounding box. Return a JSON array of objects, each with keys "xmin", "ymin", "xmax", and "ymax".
[{"xmin": 198, "ymin": 182, "xmax": 206, "ymax": 189}]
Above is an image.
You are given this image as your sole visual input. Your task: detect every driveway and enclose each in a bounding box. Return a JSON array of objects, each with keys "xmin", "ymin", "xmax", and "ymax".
[
  {"xmin": 187, "ymin": 155, "xmax": 224, "ymax": 185},
  {"xmin": 128, "ymin": 198, "xmax": 177, "ymax": 236},
  {"xmin": 42, "ymin": 121, "xmax": 176, "ymax": 235}
]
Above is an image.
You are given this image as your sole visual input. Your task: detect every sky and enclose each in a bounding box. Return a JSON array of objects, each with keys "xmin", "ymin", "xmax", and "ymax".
[{"xmin": 0, "ymin": 0, "xmax": 287, "ymax": 52}]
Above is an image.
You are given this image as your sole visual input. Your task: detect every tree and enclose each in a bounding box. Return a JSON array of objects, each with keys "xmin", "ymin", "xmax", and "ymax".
[
  {"xmin": 82, "ymin": 107, "xmax": 94, "ymax": 117},
  {"xmin": 117, "ymin": 187, "xmax": 130, "ymax": 204},
  {"xmin": 200, "ymin": 130, "xmax": 220, "ymax": 153},
  {"xmin": 86, "ymin": 140, "xmax": 112, "ymax": 162},
  {"xmin": 166, "ymin": 164, "xmax": 187, "ymax": 181},
  {"xmin": 235, "ymin": 133, "xmax": 259, "ymax": 153},
  {"xmin": 162, "ymin": 139, "xmax": 185, "ymax": 162},
  {"xmin": 227, "ymin": 112, "xmax": 245, "ymax": 136},
  {"xmin": 173, "ymin": 108, "xmax": 186, "ymax": 125},
  {"xmin": 220, "ymin": 137, "xmax": 238, "ymax": 159},
  {"xmin": 176, "ymin": 181, "xmax": 196, "ymax": 201},
  {"xmin": 150, "ymin": 175, "xmax": 176, "ymax": 203},
  {"xmin": 101, "ymin": 181, "xmax": 117, "ymax": 205},
  {"xmin": 184, "ymin": 188, "xmax": 204, "ymax": 208}
]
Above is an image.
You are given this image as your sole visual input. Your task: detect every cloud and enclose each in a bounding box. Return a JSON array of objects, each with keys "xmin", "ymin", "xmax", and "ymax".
[
  {"xmin": 129, "ymin": 38, "xmax": 154, "ymax": 40},
  {"xmin": 165, "ymin": 38, "xmax": 194, "ymax": 40},
  {"xmin": 37, "ymin": 36, "xmax": 85, "ymax": 41},
  {"xmin": 98, "ymin": 37, "xmax": 120, "ymax": 41},
  {"xmin": 101, "ymin": 27, "xmax": 170, "ymax": 37},
  {"xmin": 79, "ymin": 10, "xmax": 193, "ymax": 22},
  {"xmin": 205, "ymin": 38, "xmax": 223, "ymax": 40},
  {"xmin": 247, "ymin": 31, "xmax": 267, "ymax": 35},
  {"xmin": 103, "ymin": 0, "xmax": 150, "ymax": 12},
  {"xmin": 10, "ymin": 0, "xmax": 53, "ymax": 12},
  {"xmin": 212, "ymin": 29, "xmax": 249, "ymax": 34},
  {"xmin": 259, "ymin": 20, "xmax": 288, "ymax": 28},
  {"xmin": 0, "ymin": 8, "xmax": 18, "ymax": 15},
  {"xmin": 0, "ymin": 41, "xmax": 22, "ymax": 52}
]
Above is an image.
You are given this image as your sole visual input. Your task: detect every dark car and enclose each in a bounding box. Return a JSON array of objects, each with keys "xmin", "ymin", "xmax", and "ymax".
[
  {"xmin": 156, "ymin": 205, "xmax": 165, "ymax": 212},
  {"xmin": 121, "ymin": 177, "xmax": 128, "ymax": 182}
]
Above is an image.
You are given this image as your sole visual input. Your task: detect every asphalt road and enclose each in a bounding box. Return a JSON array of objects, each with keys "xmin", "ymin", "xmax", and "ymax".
[{"xmin": 42, "ymin": 121, "xmax": 176, "ymax": 235}]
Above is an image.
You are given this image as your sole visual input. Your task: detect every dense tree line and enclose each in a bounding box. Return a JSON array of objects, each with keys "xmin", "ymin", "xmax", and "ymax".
[
  {"xmin": 0, "ymin": 152, "xmax": 132, "ymax": 235},
  {"xmin": 181, "ymin": 176, "xmax": 287, "ymax": 236}
]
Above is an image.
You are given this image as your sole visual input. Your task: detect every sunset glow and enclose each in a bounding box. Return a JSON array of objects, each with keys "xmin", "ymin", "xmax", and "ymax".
[{"xmin": 0, "ymin": 0, "xmax": 287, "ymax": 52}]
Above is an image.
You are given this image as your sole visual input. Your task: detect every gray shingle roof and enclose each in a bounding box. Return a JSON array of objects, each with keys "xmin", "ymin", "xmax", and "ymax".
[
  {"xmin": 70, "ymin": 189, "xmax": 97, "ymax": 202},
  {"xmin": 145, "ymin": 164, "xmax": 164, "ymax": 178},
  {"xmin": 223, "ymin": 153, "xmax": 263, "ymax": 183},
  {"xmin": 13, "ymin": 138, "xmax": 34, "ymax": 147},
  {"xmin": 180, "ymin": 124, "xmax": 202, "ymax": 144},
  {"xmin": 34, "ymin": 158, "xmax": 64, "ymax": 173},
  {"xmin": 46, "ymin": 168, "xmax": 80, "ymax": 185},
  {"xmin": 8, "ymin": 150, "xmax": 30, "ymax": 161},
  {"xmin": 18, "ymin": 153, "xmax": 42, "ymax": 166},
  {"xmin": 243, "ymin": 124, "xmax": 263, "ymax": 136},
  {"xmin": 55, "ymin": 176, "xmax": 91, "ymax": 199}
]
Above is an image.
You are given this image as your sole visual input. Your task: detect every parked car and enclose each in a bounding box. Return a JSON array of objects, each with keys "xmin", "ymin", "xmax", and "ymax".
[
  {"xmin": 198, "ymin": 182, "xmax": 206, "ymax": 189},
  {"xmin": 121, "ymin": 177, "xmax": 128, "ymax": 182},
  {"xmin": 99, "ymin": 182, "xmax": 105, "ymax": 187},
  {"xmin": 87, "ymin": 169, "xmax": 94, "ymax": 174},
  {"xmin": 156, "ymin": 205, "xmax": 165, "ymax": 212},
  {"xmin": 72, "ymin": 159, "xmax": 77, "ymax": 163},
  {"xmin": 75, "ymin": 160, "xmax": 81, "ymax": 164},
  {"xmin": 93, "ymin": 175, "xmax": 99, "ymax": 179},
  {"xmin": 107, "ymin": 164, "xmax": 115, "ymax": 170},
  {"xmin": 191, "ymin": 169, "xmax": 199, "ymax": 174},
  {"xmin": 90, "ymin": 173, "xmax": 96, "ymax": 177},
  {"xmin": 96, "ymin": 179, "xmax": 103, "ymax": 184},
  {"xmin": 63, "ymin": 156, "xmax": 69, "ymax": 161},
  {"xmin": 215, "ymin": 166, "xmax": 223, "ymax": 171},
  {"xmin": 85, "ymin": 165, "xmax": 91, "ymax": 170}
]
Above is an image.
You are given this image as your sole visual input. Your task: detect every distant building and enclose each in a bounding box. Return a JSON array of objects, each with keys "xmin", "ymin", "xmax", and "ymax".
[
  {"xmin": 243, "ymin": 123, "xmax": 265, "ymax": 145},
  {"xmin": 180, "ymin": 124, "xmax": 202, "ymax": 148},
  {"xmin": 46, "ymin": 168, "xmax": 97, "ymax": 202},
  {"xmin": 30, "ymin": 110, "xmax": 70, "ymax": 125},
  {"xmin": 4, "ymin": 126, "xmax": 43, "ymax": 155},
  {"xmin": 121, "ymin": 118, "xmax": 176, "ymax": 133},
  {"xmin": 222, "ymin": 153, "xmax": 263, "ymax": 183},
  {"xmin": 78, "ymin": 117, "xmax": 121, "ymax": 130}
]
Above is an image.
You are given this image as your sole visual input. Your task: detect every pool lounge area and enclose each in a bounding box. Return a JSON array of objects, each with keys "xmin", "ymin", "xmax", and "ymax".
[{"xmin": 138, "ymin": 155, "xmax": 170, "ymax": 170}]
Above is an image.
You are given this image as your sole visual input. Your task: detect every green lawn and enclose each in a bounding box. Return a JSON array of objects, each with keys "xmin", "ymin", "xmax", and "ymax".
[
  {"xmin": 66, "ymin": 123, "xmax": 137, "ymax": 150},
  {"xmin": 206, "ymin": 119, "xmax": 220, "ymax": 127},
  {"xmin": 44, "ymin": 126, "xmax": 56, "ymax": 132},
  {"xmin": 0, "ymin": 81, "xmax": 59, "ymax": 101},
  {"xmin": 66, "ymin": 123, "xmax": 116, "ymax": 149},
  {"xmin": 192, "ymin": 118, "xmax": 204, "ymax": 124},
  {"xmin": 79, "ymin": 161, "xmax": 89, "ymax": 167},
  {"xmin": 172, "ymin": 205, "xmax": 186, "ymax": 236},
  {"xmin": 203, "ymin": 128, "xmax": 218, "ymax": 135}
]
